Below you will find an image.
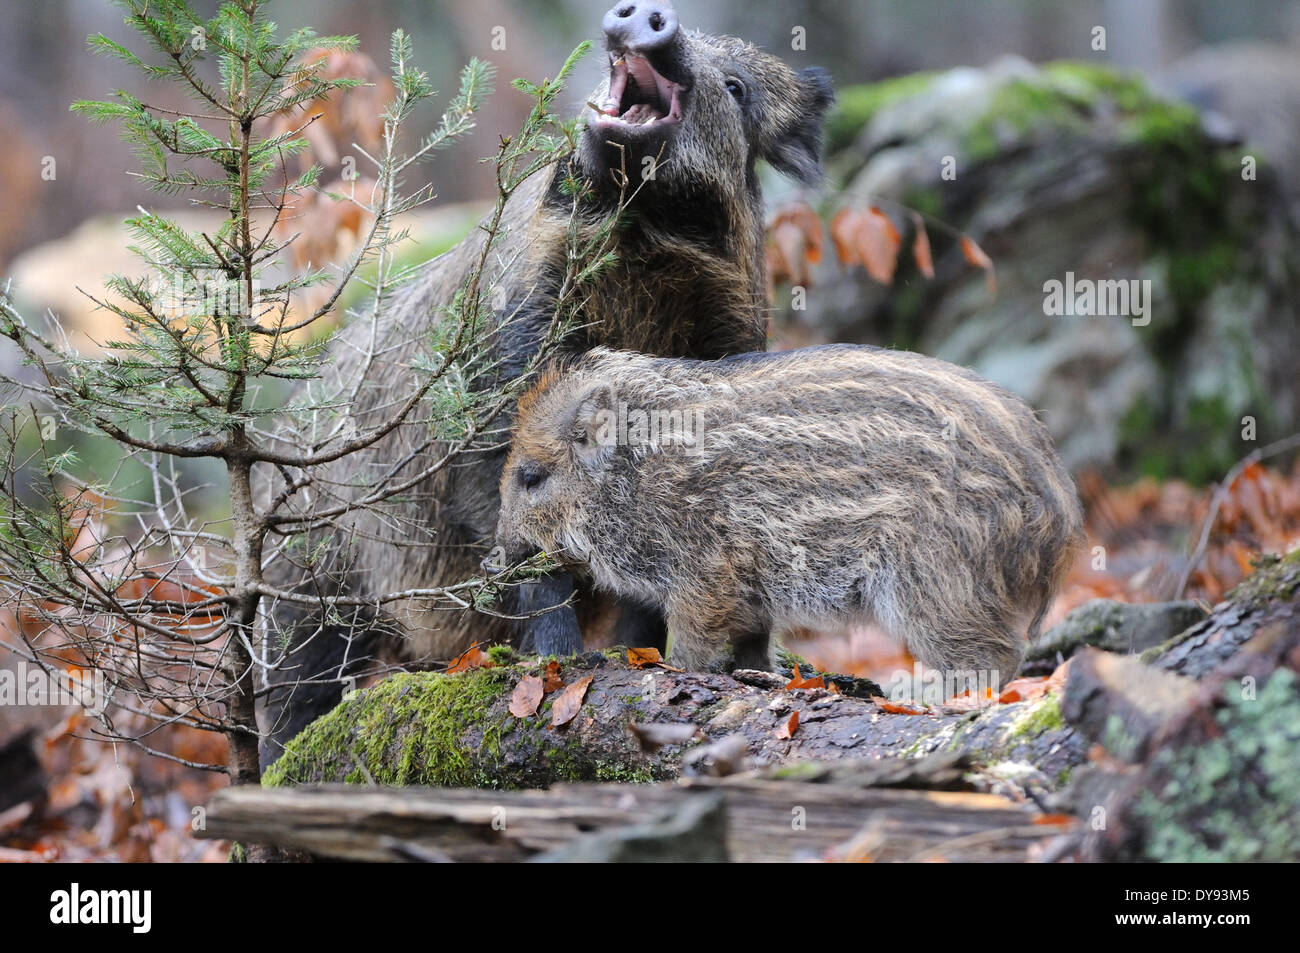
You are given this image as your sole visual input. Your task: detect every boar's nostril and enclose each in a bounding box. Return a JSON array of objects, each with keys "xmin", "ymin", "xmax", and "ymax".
[{"xmin": 603, "ymin": 1, "xmax": 679, "ymax": 53}]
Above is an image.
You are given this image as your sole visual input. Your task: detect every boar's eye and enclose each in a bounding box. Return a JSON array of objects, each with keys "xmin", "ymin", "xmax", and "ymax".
[
  {"xmin": 519, "ymin": 464, "xmax": 547, "ymax": 491},
  {"xmin": 725, "ymin": 77, "xmax": 746, "ymax": 103}
]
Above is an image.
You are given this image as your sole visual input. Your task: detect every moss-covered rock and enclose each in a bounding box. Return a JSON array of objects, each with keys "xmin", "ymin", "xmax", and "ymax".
[{"xmin": 789, "ymin": 57, "xmax": 1300, "ymax": 481}]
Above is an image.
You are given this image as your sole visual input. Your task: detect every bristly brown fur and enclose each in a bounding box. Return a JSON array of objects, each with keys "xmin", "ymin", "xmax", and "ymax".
[
  {"xmin": 260, "ymin": 15, "xmax": 835, "ymax": 758},
  {"xmin": 498, "ymin": 345, "xmax": 1085, "ymax": 687}
]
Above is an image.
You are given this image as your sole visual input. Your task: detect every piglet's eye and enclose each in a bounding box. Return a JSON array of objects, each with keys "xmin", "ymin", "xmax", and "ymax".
[
  {"xmin": 519, "ymin": 465, "xmax": 547, "ymax": 491},
  {"xmin": 725, "ymin": 78, "xmax": 745, "ymax": 102}
]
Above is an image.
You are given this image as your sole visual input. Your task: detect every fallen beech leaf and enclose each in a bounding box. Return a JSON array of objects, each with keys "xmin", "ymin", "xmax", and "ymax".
[
  {"xmin": 627, "ymin": 647, "xmax": 683, "ymax": 672},
  {"xmin": 871, "ymin": 696, "xmax": 927, "ymax": 716},
  {"xmin": 542, "ymin": 660, "xmax": 564, "ymax": 693},
  {"xmin": 445, "ymin": 642, "xmax": 493, "ymax": 673},
  {"xmin": 998, "ymin": 675, "xmax": 1050, "ymax": 705},
  {"xmin": 911, "ymin": 213, "xmax": 935, "ymax": 279},
  {"xmin": 1045, "ymin": 658, "xmax": 1072, "ymax": 692},
  {"xmin": 1032, "ymin": 813, "xmax": 1076, "ymax": 826},
  {"xmin": 551, "ymin": 675, "xmax": 594, "ymax": 728},
  {"xmin": 960, "ymin": 234, "xmax": 996, "ymax": 295},
  {"xmin": 785, "ymin": 664, "xmax": 826, "ymax": 690},
  {"xmin": 628, "ymin": 647, "xmax": 663, "ymax": 668},
  {"xmin": 943, "ymin": 689, "xmax": 996, "ymax": 711},
  {"xmin": 508, "ymin": 675, "xmax": 544, "ymax": 718},
  {"xmin": 775, "ymin": 710, "xmax": 800, "ymax": 739}
]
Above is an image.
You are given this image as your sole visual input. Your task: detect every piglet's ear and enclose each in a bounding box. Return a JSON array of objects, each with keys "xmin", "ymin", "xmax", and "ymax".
[
  {"xmin": 567, "ymin": 382, "xmax": 617, "ymax": 470},
  {"xmin": 764, "ymin": 66, "xmax": 835, "ymax": 185}
]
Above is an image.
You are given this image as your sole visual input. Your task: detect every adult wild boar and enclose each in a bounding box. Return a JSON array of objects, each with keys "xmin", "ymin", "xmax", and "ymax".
[{"xmin": 261, "ymin": 2, "xmax": 834, "ymax": 758}]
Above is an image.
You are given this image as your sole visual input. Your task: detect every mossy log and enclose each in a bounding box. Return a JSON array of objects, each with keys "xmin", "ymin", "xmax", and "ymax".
[
  {"xmin": 264, "ymin": 648, "xmax": 1086, "ymax": 792},
  {"xmin": 268, "ymin": 551, "xmax": 1298, "ymax": 796},
  {"xmin": 246, "ymin": 552, "xmax": 1300, "ymax": 861}
]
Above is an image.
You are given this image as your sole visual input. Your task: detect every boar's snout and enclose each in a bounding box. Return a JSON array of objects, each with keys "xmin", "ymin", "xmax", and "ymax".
[
  {"xmin": 603, "ymin": 1, "xmax": 678, "ymax": 54},
  {"xmin": 485, "ymin": 524, "xmax": 540, "ymax": 574}
]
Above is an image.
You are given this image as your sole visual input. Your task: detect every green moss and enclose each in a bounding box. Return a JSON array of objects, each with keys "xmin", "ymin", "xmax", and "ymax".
[
  {"xmin": 901, "ymin": 185, "xmax": 942, "ymax": 221},
  {"xmin": 1130, "ymin": 668, "xmax": 1300, "ymax": 861},
  {"xmin": 262, "ymin": 668, "xmax": 513, "ymax": 788},
  {"xmin": 770, "ymin": 761, "xmax": 830, "ymax": 782},
  {"xmin": 824, "ymin": 72, "xmax": 938, "ymax": 153},
  {"xmin": 1043, "ymin": 61, "xmax": 1148, "ymax": 107},
  {"xmin": 1101, "ymin": 712, "xmax": 1142, "ymax": 762},
  {"xmin": 1123, "ymin": 100, "xmax": 1201, "ymax": 151},
  {"xmin": 959, "ymin": 63, "xmax": 1202, "ymax": 169},
  {"xmin": 1005, "ymin": 694, "xmax": 1065, "ymax": 742},
  {"xmin": 486, "ymin": 644, "xmax": 515, "ymax": 665},
  {"xmin": 964, "ymin": 78, "xmax": 1090, "ymax": 162},
  {"xmin": 775, "ymin": 646, "xmax": 813, "ymax": 674},
  {"xmin": 262, "ymin": 660, "xmax": 678, "ymax": 789},
  {"xmin": 1225, "ymin": 550, "xmax": 1300, "ymax": 604},
  {"xmin": 593, "ymin": 760, "xmax": 658, "ymax": 784}
]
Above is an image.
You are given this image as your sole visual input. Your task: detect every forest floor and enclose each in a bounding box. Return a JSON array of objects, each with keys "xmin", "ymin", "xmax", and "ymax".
[{"xmin": 3, "ymin": 459, "xmax": 1298, "ymax": 862}]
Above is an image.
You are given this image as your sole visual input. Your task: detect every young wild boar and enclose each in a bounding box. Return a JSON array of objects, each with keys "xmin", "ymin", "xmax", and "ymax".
[
  {"xmin": 495, "ymin": 346, "xmax": 1084, "ymax": 686},
  {"xmin": 260, "ymin": 1, "xmax": 835, "ymax": 759}
]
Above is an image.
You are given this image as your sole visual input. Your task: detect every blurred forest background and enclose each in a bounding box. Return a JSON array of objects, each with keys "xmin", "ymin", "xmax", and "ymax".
[
  {"xmin": 2, "ymin": 0, "xmax": 1298, "ymax": 260},
  {"xmin": 3, "ymin": 0, "xmax": 1300, "ymax": 861}
]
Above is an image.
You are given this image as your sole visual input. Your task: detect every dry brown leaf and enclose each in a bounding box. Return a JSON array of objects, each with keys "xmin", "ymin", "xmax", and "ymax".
[
  {"xmin": 542, "ymin": 660, "xmax": 564, "ymax": 693},
  {"xmin": 793, "ymin": 202, "xmax": 825, "ymax": 263},
  {"xmin": 871, "ymin": 696, "xmax": 927, "ymax": 716},
  {"xmin": 508, "ymin": 675, "xmax": 544, "ymax": 718},
  {"xmin": 770, "ymin": 220, "xmax": 808, "ymax": 288},
  {"xmin": 628, "ymin": 647, "xmax": 663, "ymax": 668},
  {"xmin": 445, "ymin": 642, "xmax": 492, "ymax": 674},
  {"xmin": 830, "ymin": 207, "xmax": 856, "ymax": 265},
  {"xmin": 1032, "ymin": 813, "xmax": 1076, "ymax": 826},
  {"xmin": 551, "ymin": 675, "xmax": 594, "ymax": 728},
  {"xmin": 832, "ymin": 206, "xmax": 901, "ymax": 284},
  {"xmin": 766, "ymin": 202, "xmax": 825, "ymax": 296},
  {"xmin": 996, "ymin": 677, "xmax": 1049, "ymax": 705},
  {"xmin": 784, "ymin": 664, "xmax": 826, "ymax": 690},
  {"xmin": 911, "ymin": 213, "xmax": 935, "ymax": 279},
  {"xmin": 627, "ymin": 647, "xmax": 684, "ymax": 672},
  {"xmin": 775, "ymin": 710, "xmax": 800, "ymax": 739},
  {"xmin": 960, "ymin": 235, "xmax": 996, "ymax": 295},
  {"xmin": 943, "ymin": 687, "xmax": 997, "ymax": 710}
]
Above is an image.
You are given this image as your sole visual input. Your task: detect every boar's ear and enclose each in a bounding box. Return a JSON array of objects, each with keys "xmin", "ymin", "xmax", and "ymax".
[
  {"xmin": 566, "ymin": 382, "xmax": 617, "ymax": 470},
  {"xmin": 764, "ymin": 66, "xmax": 835, "ymax": 185}
]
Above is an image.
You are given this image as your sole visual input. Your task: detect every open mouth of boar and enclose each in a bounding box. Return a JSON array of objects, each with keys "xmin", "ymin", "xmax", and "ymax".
[{"xmin": 591, "ymin": 51, "xmax": 685, "ymax": 132}]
